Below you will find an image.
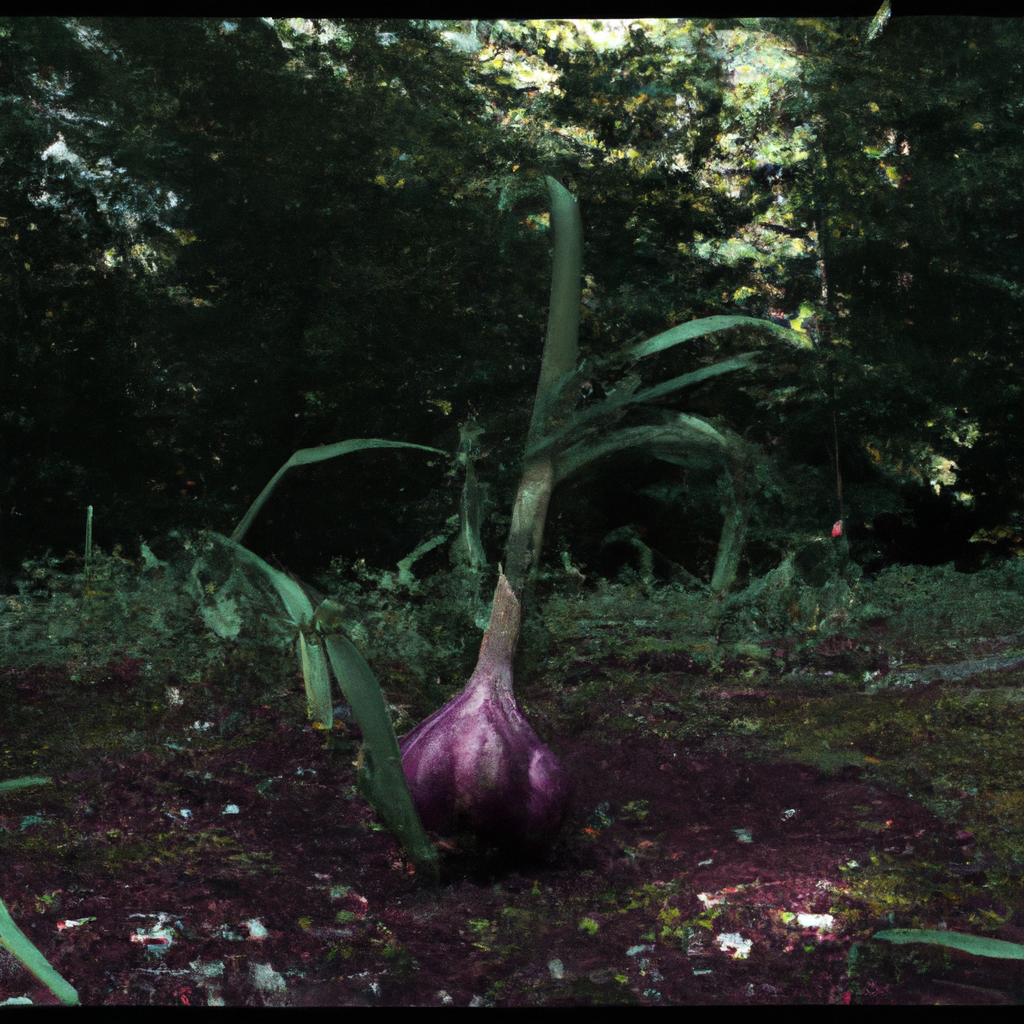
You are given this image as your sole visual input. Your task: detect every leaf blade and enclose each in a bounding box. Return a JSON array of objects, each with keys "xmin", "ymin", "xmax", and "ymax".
[
  {"xmin": 324, "ymin": 633, "xmax": 440, "ymax": 883},
  {"xmin": 232, "ymin": 438, "xmax": 449, "ymax": 544},
  {"xmin": 627, "ymin": 314, "xmax": 800, "ymax": 360},
  {"xmin": 299, "ymin": 632, "xmax": 333, "ymax": 730},
  {"xmin": 0, "ymin": 898, "xmax": 80, "ymax": 1005},
  {"xmin": 872, "ymin": 928, "xmax": 1024, "ymax": 960}
]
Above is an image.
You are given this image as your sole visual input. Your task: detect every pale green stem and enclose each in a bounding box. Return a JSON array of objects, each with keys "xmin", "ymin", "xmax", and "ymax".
[
  {"xmin": 504, "ymin": 456, "xmax": 556, "ymax": 596},
  {"xmin": 84, "ymin": 505, "xmax": 93, "ymax": 597}
]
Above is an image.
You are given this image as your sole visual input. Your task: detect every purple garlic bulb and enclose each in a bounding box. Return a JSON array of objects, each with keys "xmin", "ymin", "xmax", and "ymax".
[{"xmin": 398, "ymin": 574, "xmax": 571, "ymax": 854}]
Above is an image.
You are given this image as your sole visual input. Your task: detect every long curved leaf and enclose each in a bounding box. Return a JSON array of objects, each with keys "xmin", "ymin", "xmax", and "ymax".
[
  {"xmin": 626, "ymin": 351, "xmax": 762, "ymax": 406},
  {"xmin": 232, "ymin": 438, "xmax": 449, "ymax": 544},
  {"xmin": 555, "ymin": 417, "xmax": 731, "ymax": 484},
  {"xmin": 527, "ymin": 177, "xmax": 583, "ymax": 448},
  {"xmin": 872, "ymin": 928, "xmax": 1024, "ymax": 960},
  {"xmin": 526, "ymin": 352, "xmax": 761, "ymax": 464},
  {"xmin": 0, "ymin": 898, "xmax": 80, "ymax": 1005},
  {"xmin": 324, "ymin": 633, "xmax": 440, "ymax": 883},
  {"xmin": 627, "ymin": 314, "xmax": 801, "ymax": 361}
]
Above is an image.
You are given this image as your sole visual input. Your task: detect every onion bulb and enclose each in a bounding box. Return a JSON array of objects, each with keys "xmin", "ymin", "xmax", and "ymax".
[{"xmin": 399, "ymin": 574, "xmax": 571, "ymax": 854}]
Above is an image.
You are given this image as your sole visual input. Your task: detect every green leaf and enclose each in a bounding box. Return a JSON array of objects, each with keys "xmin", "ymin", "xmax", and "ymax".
[
  {"xmin": 528, "ymin": 352, "xmax": 760, "ymax": 465},
  {"xmin": 0, "ymin": 898, "xmax": 80, "ymax": 1005},
  {"xmin": 628, "ymin": 351, "xmax": 762, "ymax": 405},
  {"xmin": 556, "ymin": 416, "xmax": 733, "ymax": 483},
  {"xmin": 0, "ymin": 776, "xmax": 52, "ymax": 795},
  {"xmin": 206, "ymin": 531, "xmax": 314, "ymax": 628},
  {"xmin": 324, "ymin": 633, "xmax": 440, "ymax": 883},
  {"xmin": 299, "ymin": 631, "xmax": 333, "ymax": 731},
  {"xmin": 872, "ymin": 928, "xmax": 1024, "ymax": 960},
  {"xmin": 231, "ymin": 438, "xmax": 450, "ymax": 545},
  {"xmin": 865, "ymin": 0, "xmax": 891, "ymax": 45},
  {"xmin": 527, "ymin": 176, "xmax": 583, "ymax": 449},
  {"xmin": 627, "ymin": 314, "xmax": 800, "ymax": 360}
]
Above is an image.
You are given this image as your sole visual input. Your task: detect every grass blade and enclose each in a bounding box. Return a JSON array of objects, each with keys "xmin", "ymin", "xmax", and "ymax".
[
  {"xmin": 0, "ymin": 898, "xmax": 80, "ymax": 1005},
  {"xmin": 0, "ymin": 776, "xmax": 52, "ymax": 795},
  {"xmin": 626, "ymin": 314, "xmax": 800, "ymax": 360}
]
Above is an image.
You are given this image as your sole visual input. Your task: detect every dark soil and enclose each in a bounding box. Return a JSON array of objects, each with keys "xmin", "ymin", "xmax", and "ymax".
[{"xmin": 4, "ymin": 555, "xmax": 1024, "ymax": 1004}]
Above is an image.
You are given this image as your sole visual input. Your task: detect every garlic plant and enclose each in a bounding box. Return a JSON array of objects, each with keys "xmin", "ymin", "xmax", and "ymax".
[
  {"xmin": 397, "ymin": 176, "xmax": 798, "ymax": 853},
  {"xmin": 211, "ymin": 176, "xmax": 798, "ymax": 866}
]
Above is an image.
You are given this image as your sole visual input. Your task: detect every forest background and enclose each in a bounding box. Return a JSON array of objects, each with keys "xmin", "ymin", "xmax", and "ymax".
[{"xmin": 2, "ymin": 15, "xmax": 1022, "ymax": 597}]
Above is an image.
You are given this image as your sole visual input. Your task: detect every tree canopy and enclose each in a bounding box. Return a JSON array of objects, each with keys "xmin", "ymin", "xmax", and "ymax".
[{"xmin": 3, "ymin": 16, "xmax": 1022, "ymax": 588}]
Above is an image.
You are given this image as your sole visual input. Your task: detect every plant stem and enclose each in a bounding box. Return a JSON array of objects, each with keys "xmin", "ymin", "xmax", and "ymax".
[
  {"xmin": 83, "ymin": 505, "xmax": 93, "ymax": 599},
  {"xmin": 505, "ymin": 456, "xmax": 555, "ymax": 597},
  {"xmin": 478, "ymin": 571, "xmax": 522, "ymax": 679},
  {"xmin": 502, "ymin": 177, "xmax": 582, "ymax": 599}
]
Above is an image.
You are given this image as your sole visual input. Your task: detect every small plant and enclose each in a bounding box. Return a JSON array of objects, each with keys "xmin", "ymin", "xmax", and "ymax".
[
  {"xmin": 206, "ymin": 437, "xmax": 452, "ymax": 881},
  {"xmin": 203, "ymin": 531, "xmax": 441, "ymax": 884}
]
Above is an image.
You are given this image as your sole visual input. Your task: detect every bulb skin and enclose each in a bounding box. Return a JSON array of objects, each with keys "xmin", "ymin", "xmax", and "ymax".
[{"xmin": 398, "ymin": 575, "xmax": 571, "ymax": 853}]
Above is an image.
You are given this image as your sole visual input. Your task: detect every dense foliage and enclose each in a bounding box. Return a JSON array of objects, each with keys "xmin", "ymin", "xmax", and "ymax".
[{"xmin": 2, "ymin": 16, "xmax": 1023, "ymax": 589}]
